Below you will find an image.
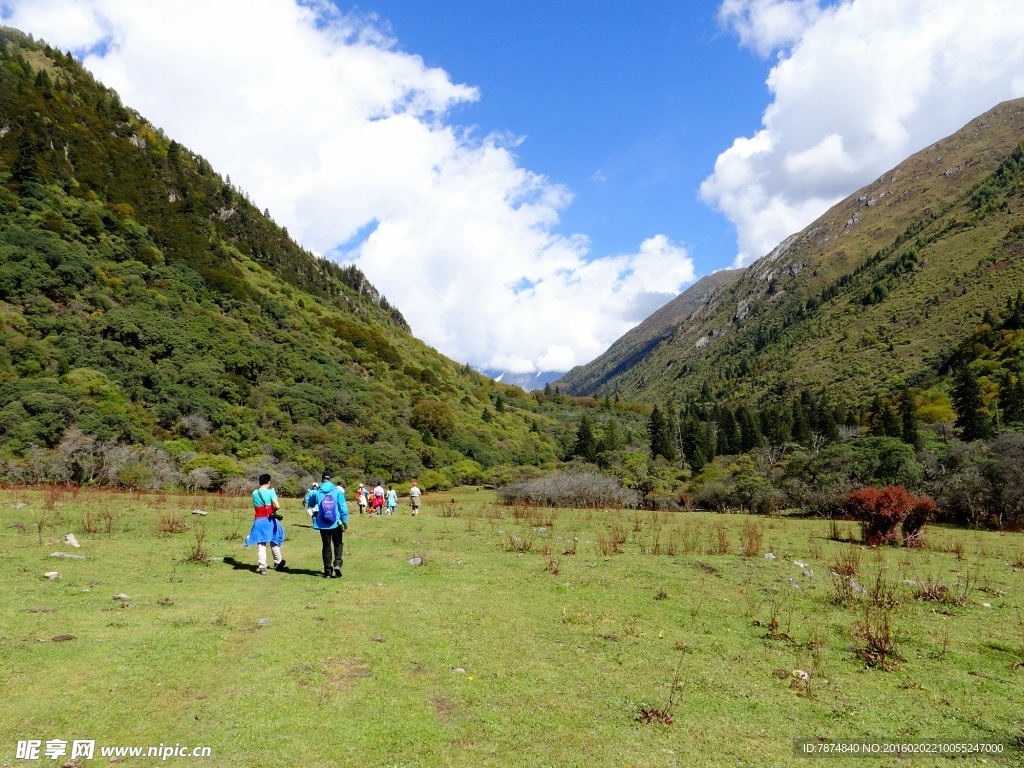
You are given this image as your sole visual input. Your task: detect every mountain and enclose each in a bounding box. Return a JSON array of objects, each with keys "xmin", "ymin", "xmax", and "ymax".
[
  {"xmin": 0, "ymin": 28, "xmax": 568, "ymax": 492},
  {"xmin": 479, "ymin": 368, "xmax": 565, "ymax": 392},
  {"xmin": 556, "ymin": 269, "xmax": 744, "ymax": 395},
  {"xmin": 558, "ymin": 98, "xmax": 1024, "ymax": 405}
]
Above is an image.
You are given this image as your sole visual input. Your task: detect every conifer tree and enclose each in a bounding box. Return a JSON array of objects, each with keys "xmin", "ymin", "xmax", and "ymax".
[
  {"xmin": 759, "ymin": 405, "xmax": 791, "ymax": 445},
  {"xmin": 880, "ymin": 402, "xmax": 901, "ymax": 438},
  {"xmin": 952, "ymin": 366, "xmax": 993, "ymax": 441},
  {"xmin": 898, "ymin": 389, "xmax": 920, "ymax": 448},
  {"xmin": 791, "ymin": 398, "xmax": 812, "ymax": 445},
  {"xmin": 999, "ymin": 374, "xmax": 1024, "ymax": 424},
  {"xmin": 681, "ymin": 413, "xmax": 713, "ymax": 469},
  {"xmin": 573, "ymin": 413, "xmax": 598, "ymax": 463},
  {"xmin": 737, "ymin": 405, "xmax": 763, "ymax": 452},
  {"xmin": 599, "ymin": 419, "xmax": 621, "ymax": 452},
  {"xmin": 648, "ymin": 405, "xmax": 676, "ymax": 461},
  {"xmin": 869, "ymin": 395, "xmax": 900, "ymax": 438},
  {"xmin": 716, "ymin": 406, "xmax": 739, "ymax": 455},
  {"xmin": 814, "ymin": 405, "xmax": 840, "ymax": 443}
]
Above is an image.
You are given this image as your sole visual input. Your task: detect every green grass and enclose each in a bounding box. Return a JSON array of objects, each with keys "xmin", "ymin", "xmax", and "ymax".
[{"xmin": 2, "ymin": 487, "xmax": 1023, "ymax": 767}]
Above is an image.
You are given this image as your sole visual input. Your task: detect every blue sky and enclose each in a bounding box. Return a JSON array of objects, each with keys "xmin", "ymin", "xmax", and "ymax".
[
  {"xmin": 3, "ymin": 0, "xmax": 1024, "ymax": 374},
  {"xmin": 357, "ymin": 0, "xmax": 769, "ymax": 268}
]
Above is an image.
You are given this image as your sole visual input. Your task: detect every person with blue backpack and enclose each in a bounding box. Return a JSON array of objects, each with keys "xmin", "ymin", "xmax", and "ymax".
[{"xmin": 305, "ymin": 471, "xmax": 347, "ymax": 579}]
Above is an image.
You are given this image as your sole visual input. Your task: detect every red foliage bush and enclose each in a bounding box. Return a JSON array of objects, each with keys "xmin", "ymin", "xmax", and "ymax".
[
  {"xmin": 901, "ymin": 497, "xmax": 937, "ymax": 547},
  {"xmin": 843, "ymin": 486, "xmax": 936, "ymax": 546}
]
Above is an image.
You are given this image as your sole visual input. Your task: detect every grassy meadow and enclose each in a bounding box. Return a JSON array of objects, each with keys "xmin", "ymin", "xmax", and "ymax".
[{"xmin": 2, "ymin": 486, "xmax": 1023, "ymax": 767}]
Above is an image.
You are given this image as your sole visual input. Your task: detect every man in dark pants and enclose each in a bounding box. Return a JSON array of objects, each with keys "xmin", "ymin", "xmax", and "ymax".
[{"xmin": 305, "ymin": 471, "xmax": 347, "ymax": 578}]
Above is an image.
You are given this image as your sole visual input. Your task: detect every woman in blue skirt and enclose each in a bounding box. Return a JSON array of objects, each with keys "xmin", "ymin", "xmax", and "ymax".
[{"xmin": 245, "ymin": 473, "xmax": 286, "ymax": 575}]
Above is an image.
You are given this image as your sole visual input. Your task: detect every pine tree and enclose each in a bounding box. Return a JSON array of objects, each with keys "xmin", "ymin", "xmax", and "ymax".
[
  {"xmin": 791, "ymin": 398, "xmax": 812, "ymax": 445},
  {"xmin": 869, "ymin": 395, "xmax": 900, "ymax": 438},
  {"xmin": 736, "ymin": 405, "xmax": 763, "ymax": 452},
  {"xmin": 898, "ymin": 389, "xmax": 920, "ymax": 448},
  {"xmin": 599, "ymin": 419, "xmax": 621, "ymax": 452},
  {"xmin": 573, "ymin": 413, "xmax": 598, "ymax": 463},
  {"xmin": 1003, "ymin": 292, "xmax": 1024, "ymax": 330},
  {"xmin": 952, "ymin": 366, "xmax": 993, "ymax": 441},
  {"xmin": 999, "ymin": 374, "xmax": 1024, "ymax": 424},
  {"xmin": 716, "ymin": 406, "xmax": 739, "ymax": 455},
  {"xmin": 34, "ymin": 68, "xmax": 53, "ymax": 91},
  {"xmin": 759, "ymin": 405, "xmax": 791, "ymax": 445},
  {"xmin": 689, "ymin": 446, "xmax": 708, "ymax": 472},
  {"xmin": 880, "ymin": 403, "xmax": 901, "ymax": 438},
  {"xmin": 815, "ymin": 405, "xmax": 840, "ymax": 444},
  {"xmin": 682, "ymin": 413, "xmax": 713, "ymax": 469},
  {"xmin": 648, "ymin": 405, "xmax": 676, "ymax": 461}
]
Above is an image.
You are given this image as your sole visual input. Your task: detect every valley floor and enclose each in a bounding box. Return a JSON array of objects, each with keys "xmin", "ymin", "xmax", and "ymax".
[{"xmin": 2, "ymin": 487, "xmax": 1022, "ymax": 767}]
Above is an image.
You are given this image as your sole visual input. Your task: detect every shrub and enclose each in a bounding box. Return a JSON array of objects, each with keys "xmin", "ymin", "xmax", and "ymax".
[
  {"xmin": 901, "ymin": 497, "xmax": 936, "ymax": 547},
  {"xmin": 222, "ymin": 475, "xmax": 255, "ymax": 496},
  {"xmin": 693, "ymin": 480, "xmax": 736, "ymax": 512},
  {"xmin": 496, "ymin": 473, "xmax": 641, "ymax": 509},
  {"xmin": 498, "ymin": 530, "xmax": 533, "ymax": 553},
  {"xmin": 854, "ymin": 607, "xmax": 901, "ymax": 670},
  {"xmin": 843, "ymin": 486, "xmax": 935, "ymax": 546},
  {"xmin": 739, "ymin": 520, "xmax": 764, "ymax": 557},
  {"xmin": 410, "ymin": 399, "xmax": 455, "ymax": 440},
  {"xmin": 418, "ymin": 469, "xmax": 450, "ymax": 492}
]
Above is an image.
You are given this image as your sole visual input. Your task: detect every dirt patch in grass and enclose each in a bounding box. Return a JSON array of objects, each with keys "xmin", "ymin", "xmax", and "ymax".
[
  {"xmin": 325, "ymin": 659, "xmax": 371, "ymax": 690},
  {"xmin": 431, "ymin": 693, "xmax": 457, "ymax": 718}
]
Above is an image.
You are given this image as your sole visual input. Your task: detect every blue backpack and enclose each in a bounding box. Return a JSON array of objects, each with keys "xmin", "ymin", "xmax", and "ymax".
[{"xmin": 319, "ymin": 492, "xmax": 338, "ymax": 525}]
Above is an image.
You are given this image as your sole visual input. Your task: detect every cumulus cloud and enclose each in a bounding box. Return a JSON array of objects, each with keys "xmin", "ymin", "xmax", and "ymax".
[
  {"xmin": 717, "ymin": 0, "xmax": 824, "ymax": 56},
  {"xmin": 0, "ymin": 0, "xmax": 696, "ymax": 372},
  {"xmin": 706, "ymin": 0, "xmax": 1024, "ymax": 267}
]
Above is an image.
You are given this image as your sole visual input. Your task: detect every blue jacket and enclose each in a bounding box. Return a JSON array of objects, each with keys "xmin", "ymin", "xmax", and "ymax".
[{"xmin": 307, "ymin": 480, "xmax": 348, "ymax": 530}]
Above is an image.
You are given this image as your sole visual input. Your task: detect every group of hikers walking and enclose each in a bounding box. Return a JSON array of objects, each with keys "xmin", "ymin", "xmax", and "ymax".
[
  {"xmin": 354, "ymin": 480, "xmax": 421, "ymax": 516},
  {"xmin": 244, "ymin": 472, "xmax": 422, "ymax": 578}
]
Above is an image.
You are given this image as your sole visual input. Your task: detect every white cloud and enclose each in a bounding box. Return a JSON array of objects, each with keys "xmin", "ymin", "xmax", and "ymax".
[
  {"xmin": 717, "ymin": 0, "xmax": 824, "ymax": 57},
  {"xmin": 0, "ymin": 0, "xmax": 696, "ymax": 372},
  {"xmin": 707, "ymin": 0, "xmax": 1024, "ymax": 267}
]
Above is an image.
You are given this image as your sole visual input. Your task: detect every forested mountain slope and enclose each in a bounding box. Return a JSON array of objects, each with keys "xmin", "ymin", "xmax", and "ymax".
[
  {"xmin": 0, "ymin": 28, "xmax": 563, "ymax": 492},
  {"xmin": 559, "ymin": 98, "xmax": 1024, "ymax": 406},
  {"xmin": 557, "ymin": 269, "xmax": 744, "ymax": 395}
]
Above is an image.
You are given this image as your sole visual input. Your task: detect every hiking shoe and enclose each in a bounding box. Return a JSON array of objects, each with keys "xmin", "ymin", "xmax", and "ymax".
[
  {"xmin": 274, "ymin": 560, "xmax": 287, "ymax": 572},
  {"xmin": 333, "ymin": 567, "xmax": 342, "ymax": 578}
]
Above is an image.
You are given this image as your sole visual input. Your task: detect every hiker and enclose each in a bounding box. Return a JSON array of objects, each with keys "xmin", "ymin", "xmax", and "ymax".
[
  {"xmin": 356, "ymin": 483, "xmax": 368, "ymax": 515},
  {"xmin": 371, "ymin": 482, "xmax": 385, "ymax": 515},
  {"xmin": 245, "ymin": 473, "xmax": 285, "ymax": 576},
  {"xmin": 304, "ymin": 481, "xmax": 320, "ymax": 518},
  {"xmin": 385, "ymin": 485, "xmax": 398, "ymax": 515},
  {"xmin": 305, "ymin": 471, "xmax": 347, "ymax": 579},
  {"xmin": 409, "ymin": 480, "xmax": 422, "ymax": 516}
]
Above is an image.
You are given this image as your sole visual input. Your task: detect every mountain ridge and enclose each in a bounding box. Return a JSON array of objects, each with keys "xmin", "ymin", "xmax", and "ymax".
[
  {"xmin": 0, "ymin": 27, "xmax": 573, "ymax": 492},
  {"xmin": 558, "ymin": 97, "xmax": 1024, "ymax": 405},
  {"xmin": 556, "ymin": 268, "xmax": 744, "ymax": 394}
]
